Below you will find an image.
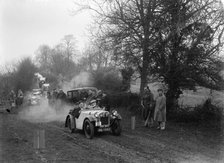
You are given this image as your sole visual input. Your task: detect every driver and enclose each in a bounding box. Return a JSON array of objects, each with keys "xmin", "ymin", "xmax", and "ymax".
[{"xmin": 89, "ymin": 99, "xmax": 97, "ymax": 108}]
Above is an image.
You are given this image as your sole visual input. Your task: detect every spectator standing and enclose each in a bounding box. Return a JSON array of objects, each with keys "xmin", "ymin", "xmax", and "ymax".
[
  {"xmin": 154, "ymin": 89, "xmax": 166, "ymax": 130},
  {"xmin": 57, "ymin": 89, "xmax": 66, "ymax": 101},
  {"xmin": 7, "ymin": 90, "xmax": 16, "ymax": 112},
  {"xmin": 52, "ymin": 89, "xmax": 58, "ymax": 104},
  {"xmin": 17, "ymin": 89, "xmax": 24, "ymax": 106},
  {"xmin": 9, "ymin": 90, "xmax": 16, "ymax": 102},
  {"xmin": 47, "ymin": 91, "xmax": 52, "ymax": 105},
  {"xmin": 56, "ymin": 89, "xmax": 66, "ymax": 111},
  {"xmin": 143, "ymin": 87, "xmax": 155, "ymax": 127}
]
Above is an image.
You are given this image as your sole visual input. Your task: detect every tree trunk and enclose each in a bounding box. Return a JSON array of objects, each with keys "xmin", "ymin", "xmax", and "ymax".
[
  {"xmin": 166, "ymin": 79, "xmax": 182, "ymax": 114},
  {"xmin": 140, "ymin": 45, "xmax": 149, "ymax": 97}
]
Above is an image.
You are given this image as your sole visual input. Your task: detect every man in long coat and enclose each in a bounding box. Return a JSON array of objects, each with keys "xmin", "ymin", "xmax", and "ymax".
[
  {"xmin": 17, "ymin": 89, "xmax": 24, "ymax": 106},
  {"xmin": 154, "ymin": 88, "xmax": 166, "ymax": 130},
  {"xmin": 7, "ymin": 90, "xmax": 16, "ymax": 112}
]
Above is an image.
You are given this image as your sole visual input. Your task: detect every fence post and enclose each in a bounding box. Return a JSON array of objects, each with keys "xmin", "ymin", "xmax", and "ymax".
[
  {"xmin": 131, "ymin": 116, "xmax": 136, "ymax": 130},
  {"xmin": 34, "ymin": 129, "xmax": 45, "ymax": 149}
]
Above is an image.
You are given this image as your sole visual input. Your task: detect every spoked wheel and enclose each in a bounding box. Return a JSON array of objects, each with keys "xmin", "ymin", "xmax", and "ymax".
[
  {"xmin": 83, "ymin": 119, "xmax": 94, "ymax": 139},
  {"xmin": 111, "ymin": 119, "xmax": 122, "ymax": 136},
  {"xmin": 67, "ymin": 117, "xmax": 76, "ymax": 133}
]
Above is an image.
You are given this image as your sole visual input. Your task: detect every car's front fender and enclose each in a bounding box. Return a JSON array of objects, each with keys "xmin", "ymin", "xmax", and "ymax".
[
  {"xmin": 65, "ymin": 114, "xmax": 75, "ymax": 129},
  {"xmin": 85, "ymin": 116, "xmax": 95, "ymax": 122},
  {"xmin": 110, "ymin": 113, "xmax": 122, "ymax": 120},
  {"xmin": 116, "ymin": 113, "xmax": 122, "ymax": 120}
]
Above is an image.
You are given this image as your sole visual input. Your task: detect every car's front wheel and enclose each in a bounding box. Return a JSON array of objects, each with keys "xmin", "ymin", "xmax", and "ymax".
[
  {"xmin": 83, "ymin": 119, "xmax": 94, "ymax": 139},
  {"xmin": 111, "ymin": 119, "xmax": 122, "ymax": 136}
]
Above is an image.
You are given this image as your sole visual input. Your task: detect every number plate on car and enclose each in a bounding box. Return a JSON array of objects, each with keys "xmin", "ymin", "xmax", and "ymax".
[{"xmin": 98, "ymin": 128, "xmax": 111, "ymax": 132}]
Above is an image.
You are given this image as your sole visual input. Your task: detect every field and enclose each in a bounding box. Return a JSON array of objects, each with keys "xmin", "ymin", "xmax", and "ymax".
[
  {"xmin": 131, "ymin": 81, "xmax": 224, "ymax": 109},
  {"xmin": 1, "ymin": 82, "xmax": 224, "ymax": 163},
  {"xmin": 0, "ymin": 105, "xmax": 224, "ymax": 163}
]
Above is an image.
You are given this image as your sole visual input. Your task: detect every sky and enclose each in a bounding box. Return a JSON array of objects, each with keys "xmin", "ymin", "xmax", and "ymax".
[
  {"xmin": 0, "ymin": 0, "xmax": 92, "ymax": 66},
  {"xmin": 1, "ymin": 0, "xmax": 224, "ymax": 67}
]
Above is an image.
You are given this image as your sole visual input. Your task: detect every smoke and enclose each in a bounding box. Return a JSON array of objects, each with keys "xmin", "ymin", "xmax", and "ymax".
[
  {"xmin": 19, "ymin": 72, "xmax": 93, "ymax": 123},
  {"xmin": 61, "ymin": 72, "xmax": 93, "ymax": 92},
  {"xmin": 34, "ymin": 72, "xmax": 46, "ymax": 81},
  {"xmin": 18, "ymin": 98, "xmax": 72, "ymax": 123}
]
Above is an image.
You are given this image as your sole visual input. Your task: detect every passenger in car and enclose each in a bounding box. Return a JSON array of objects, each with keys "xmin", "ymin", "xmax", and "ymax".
[{"xmin": 96, "ymin": 90, "xmax": 110, "ymax": 111}]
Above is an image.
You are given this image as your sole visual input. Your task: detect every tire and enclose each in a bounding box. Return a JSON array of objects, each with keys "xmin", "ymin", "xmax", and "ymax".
[
  {"xmin": 111, "ymin": 119, "xmax": 122, "ymax": 136},
  {"xmin": 83, "ymin": 119, "xmax": 94, "ymax": 139},
  {"xmin": 67, "ymin": 117, "xmax": 76, "ymax": 133}
]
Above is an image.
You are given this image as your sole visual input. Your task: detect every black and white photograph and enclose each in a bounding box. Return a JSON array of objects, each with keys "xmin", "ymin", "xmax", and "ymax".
[{"xmin": 0, "ymin": 0, "xmax": 224, "ymax": 162}]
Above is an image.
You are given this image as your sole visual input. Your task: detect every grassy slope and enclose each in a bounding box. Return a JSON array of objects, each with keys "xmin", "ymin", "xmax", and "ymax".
[{"xmin": 130, "ymin": 80, "xmax": 224, "ymax": 109}]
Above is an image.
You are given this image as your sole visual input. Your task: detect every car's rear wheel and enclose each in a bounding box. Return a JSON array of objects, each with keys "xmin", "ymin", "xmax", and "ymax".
[
  {"xmin": 111, "ymin": 119, "xmax": 122, "ymax": 136},
  {"xmin": 83, "ymin": 119, "xmax": 94, "ymax": 139},
  {"xmin": 67, "ymin": 117, "xmax": 76, "ymax": 133}
]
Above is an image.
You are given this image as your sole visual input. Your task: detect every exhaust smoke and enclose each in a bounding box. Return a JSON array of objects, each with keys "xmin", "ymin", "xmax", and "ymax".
[
  {"xmin": 19, "ymin": 72, "xmax": 93, "ymax": 123},
  {"xmin": 18, "ymin": 98, "xmax": 72, "ymax": 123},
  {"xmin": 61, "ymin": 72, "xmax": 93, "ymax": 92}
]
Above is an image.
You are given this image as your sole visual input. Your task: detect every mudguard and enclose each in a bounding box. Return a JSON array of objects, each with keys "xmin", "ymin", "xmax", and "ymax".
[
  {"xmin": 116, "ymin": 113, "xmax": 122, "ymax": 120},
  {"xmin": 65, "ymin": 115, "xmax": 69, "ymax": 127},
  {"xmin": 65, "ymin": 114, "xmax": 75, "ymax": 129},
  {"xmin": 85, "ymin": 116, "xmax": 95, "ymax": 122},
  {"xmin": 111, "ymin": 113, "xmax": 122, "ymax": 120}
]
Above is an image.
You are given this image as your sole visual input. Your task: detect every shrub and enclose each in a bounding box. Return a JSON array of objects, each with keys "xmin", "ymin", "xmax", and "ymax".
[
  {"xmin": 194, "ymin": 99, "xmax": 223, "ymax": 122},
  {"xmin": 92, "ymin": 67, "xmax": 123, "ymax": 92},
  {"xmin": 14, "ymin": 58, "xmax": 37, "ymax": 92},
  {"xmin": 168, "ymin": 98, "xmax": 223, "ymax": 123},
  {"xmin": 107, "ymin": 92, "xmax": 140, "ymax": 108}
]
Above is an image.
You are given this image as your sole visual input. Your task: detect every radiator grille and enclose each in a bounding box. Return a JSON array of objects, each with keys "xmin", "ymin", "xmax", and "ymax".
[{"xmin": 100, "ymin": 117, "xmax": 109, "ymax": 125}]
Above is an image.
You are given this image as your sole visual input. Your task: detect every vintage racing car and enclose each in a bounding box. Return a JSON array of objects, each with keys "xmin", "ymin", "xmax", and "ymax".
[
  {"xmin": 28, "ymin": 89, "xmax": 42, "ymax": 105},
  {"xmin": 66, "ymin": 87, "xmax": 98, "ymax": 104},
  {"xmin": 65, "ymin": 87, "xmax": 122, "ymax": 139}
]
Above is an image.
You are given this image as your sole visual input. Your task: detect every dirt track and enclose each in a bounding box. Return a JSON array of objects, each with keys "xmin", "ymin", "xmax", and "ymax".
[{"xmin": 1, "ymin": 107, "xmax": 224, "ymax": 163}]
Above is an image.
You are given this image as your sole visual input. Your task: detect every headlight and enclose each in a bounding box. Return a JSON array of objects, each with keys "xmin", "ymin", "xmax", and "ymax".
[
  {"xmin": 105, "ymin": 112, "xmax": 109, "ymax": 116},
  {"xmin": 94, "ymin": 112, "xmax": 100, "ymax": 118},
  {"xmin": 79, "ymin": 103, "xmax": 83, "ymax": 108},
  {"xmin": 112, "ymin": 110, "xmax": 118, "ymax": 116}
]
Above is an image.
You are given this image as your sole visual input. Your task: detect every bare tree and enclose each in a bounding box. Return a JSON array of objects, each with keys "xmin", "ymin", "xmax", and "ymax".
[
  {"xmin": 149, "ymin": 0, "xmax": 224, "ymax": 109},
  {"xmin": 35, "ymin": 44, "xmax": 52, "ymax": 73},
  {"xmin": 74, "ymin": 0, "xmax": 166, "ymax": 95},
  {"xmin": 14, "ymin": 57, "xmax": 37, "ymax": 92},
  {"xmin": 75, "ymin": 0, "xmax": 224, "ymax": 104},
  {"xmin": 81, "ymin": 37, "xmax": 115, "ymax": 71},
  {"xmin": 61, "ymin": 35, "xmax": 76, "ymax": 66}
]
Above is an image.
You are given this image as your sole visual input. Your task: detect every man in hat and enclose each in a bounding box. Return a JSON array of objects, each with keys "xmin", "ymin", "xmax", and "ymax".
[
  {"xmin": 96, "ymin": 90, "xmax": 110, "ymax": 111},
  {"xmin": 52, "ymin": 89, "xmax": 58, "ymax": 105},
  {"xmin": 154, "ymin": 88, "xmax": 166, "ymax": 130},
  {"xmin": 143, "ymin": 86, "xmax": 155, "ymax": 127},
  {"xmin": 57, "ymin": 89, "xmax": 66, "ymax": 101},
  {"xmin": 7, "ymin": 90, "xmax": 16, "ymax": 112},
  {"xmin": 56, "ymin": 89, "xmax": 66, "ymax": 107},
  {"xmin": 17, "ymin": 89, "xmax": 24, "ymax": 106}
]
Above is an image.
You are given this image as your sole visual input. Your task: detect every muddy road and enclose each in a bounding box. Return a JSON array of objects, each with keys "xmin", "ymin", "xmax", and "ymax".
[{"xmin": 1, "ymin": 107, "xmax": 224, "ymax": 163}]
